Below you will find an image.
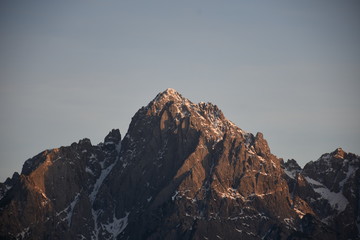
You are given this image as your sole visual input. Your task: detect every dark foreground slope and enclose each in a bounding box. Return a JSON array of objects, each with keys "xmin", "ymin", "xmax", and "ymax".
[{"xmin": 0, "ymin": 89, "xmax": 359, "ymax": 240}]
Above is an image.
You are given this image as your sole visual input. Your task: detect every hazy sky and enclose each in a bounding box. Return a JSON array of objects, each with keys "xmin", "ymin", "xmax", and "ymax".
[{"xmin": 1, "ymin": 1, "xmax": 359, "ymax": 181}]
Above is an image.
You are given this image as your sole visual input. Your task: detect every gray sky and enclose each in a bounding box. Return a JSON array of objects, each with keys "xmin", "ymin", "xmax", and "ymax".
[{"xmin": 1, "ymin": 0, "xmax": 359, "ymax": 181}]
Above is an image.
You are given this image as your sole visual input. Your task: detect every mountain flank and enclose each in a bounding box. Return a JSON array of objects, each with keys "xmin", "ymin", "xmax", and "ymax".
[{"xmin": 1, "ymin": 88, "xmax": 359, "ymax": 240}]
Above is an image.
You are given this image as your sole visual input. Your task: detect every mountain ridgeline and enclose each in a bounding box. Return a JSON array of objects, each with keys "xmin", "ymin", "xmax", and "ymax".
[{"xmin": 0, "ymin": 89, "xmax": 359, "ymax": 240}]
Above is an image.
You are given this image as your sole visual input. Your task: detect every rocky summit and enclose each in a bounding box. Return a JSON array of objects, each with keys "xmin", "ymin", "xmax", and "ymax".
[{"xmin": 0, "ymin": 88, "xmax": 359, "ymax": 240}]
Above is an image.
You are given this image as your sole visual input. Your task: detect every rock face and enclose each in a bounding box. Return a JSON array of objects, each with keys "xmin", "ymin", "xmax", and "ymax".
[
  {"xmin": 0, "ymin": 88, "xmax": 359, "ymax": 240},
  {"xmin": 284, "ymin": 148, "xmax": 360, "ymax": 239}
]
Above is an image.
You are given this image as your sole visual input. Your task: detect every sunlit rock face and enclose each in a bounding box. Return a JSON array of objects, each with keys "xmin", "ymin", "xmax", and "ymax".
[
  {"xmin": 0, "ymin": 89, "xmax": 359, "ymax": 239},
  {"xmin": 0, "ymin": 130, "xmax": 122, "ymax": 240}
]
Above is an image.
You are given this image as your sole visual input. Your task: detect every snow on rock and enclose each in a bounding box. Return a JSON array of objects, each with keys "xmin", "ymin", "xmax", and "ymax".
[
  {"xmin": 305, "ymin": 176, "xmax": 349, "ymax": 212},
  {"xmin": 90, "ymin": 142, "xmax": 122, "ymax": 240},
  {"xmin": 284, "ymin": 168, "xmax": 296, "ymax": 179},
  {"xmin": 85, "ymin": 166, "xmax": 95, "ymax": 176},
  {"xmin": 0, "ymin": 184, "xmax": 11, "ymax": 201},
  {"xmin": 66, "ymin": 193, "xmax": 80, "ymax": 227},
  {"xmin": 102, "ymin": 212, "xmax": 130, "ymax": 239},
  {"xmin": 219, "ymin": 188, "xmax": 245, "ymax": 201},
  {"xmin": 16, "ymin": 227, "xmax": 30, "ymax": 239},
  {"xmin": 283, "ymin": 159, "xmax": 302, "ymax": 180},
  {"xmin": 77, "ymin": 234, "xmax": 86, "ymax": 240},
  {"xmin": 90, "ymin": 148, "xmax": 119, "ymax": 203},
  {"xmin": 293, "ymin": 208, "xmax": 306, "ymax": 218},
  {"xmin": 171, "ymin": 191, "xmax": 179, "ymax": 201},
  {"xmin": 339, "ymin": 164, "xmax": 356, "ymax": 189},
  {"xmin": 56, "ymin": 192, "xmax": 80, "ymax": 227}
]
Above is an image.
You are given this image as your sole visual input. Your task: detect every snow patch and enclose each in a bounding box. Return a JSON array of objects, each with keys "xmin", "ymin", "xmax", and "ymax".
[
  {"xmin": 56, "ymin": 192, "xmax": 80, "ymax": 227},
  {"xmin": 89, "ymin": 145, "xmax": 120, "ymax": 202},
  {"xmin": 85, "ymin": 166, "xmax": 95, "ymax": 176},
  {"xmin": 89, "ymin": 163, "xmax": 113, "ymax": 202},
  {"xmin": 258, "ymin": 156, "xmax": 266, "ymax": 162},
  {"xmin": 172, "ymin": 191, "xmax": 179, "ymax": 201},
  {"xmin": 339, "ymin": 165, "xmax": 356, "ymax": 189},
  {"xmin": 0, "ymin": 183, "xmax": 12, "ymax": 200},
  {"xmin": 304, "ymin": 176, "xmax": 323, "ymax": 186},
  {"xmin": 284, "ymin": 217, "xmax": 294, "ymax": 226},
  {"xmin": 284, "ymin": 169, "xmax": 296, "ymax": 179},
  {"xmin": 90, "ymin": 142, "xmax": 121, "ymax": 240},
  {"xmin": 40, "ymin": 191, "xmax": 50, "ymax": 207},
  {"xmin": 293, "ymin": 208, "xmax": 305, "ymax": 218},
  {"xmin": 219, "ymin": 188, "xmax": 245, "ymax": 201},
  {"xmin": 270, "ymin": 160, "xmax": 277, "ymax": 168},
  {"xmin": 247, "ymin": 148, "xmax": 256, "ymax": 155},
  {"xmin": 313, "ymin": 187, "xmax": 348, "ymax": 212},
  {"xmin": 244, "ymin": 133, "xmax": 253, "ymax": 147},
  {"xmin": 16, "ymin": 227, "xmax": 30, "ymax": 239},
  {"xmin": 66, "ymin": 193, "xmax": 80, "ymax": 227},
  {"xmin": 305, "ymin": 176, "xmax": 349, "ymax": 212},
  {"xmin": 77, "ymin": 234, "xmax": 86, "ymax": 240},
  {"xmin": 102, "ymin": 212, "xmax": 129, "ymax": 239},
  {"xmin": 248, "ymin": 191, "xmax": 275, "ymax": 199}
]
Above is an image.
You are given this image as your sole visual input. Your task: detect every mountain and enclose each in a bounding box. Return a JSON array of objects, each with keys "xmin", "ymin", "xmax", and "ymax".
[
  {"xmin": 284, "ymin": 148, "xmax": 360, "ymax": 239},
  {"xmin": 0, "ymin": 88, "xmax": 359, "ymax": 240}
]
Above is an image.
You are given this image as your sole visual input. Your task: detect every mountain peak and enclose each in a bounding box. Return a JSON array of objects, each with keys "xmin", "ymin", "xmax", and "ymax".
[
  {"xmin": 153, "ymin": 88, "xmax": 183, "ymax": 102},
  {"xmin": 2, "ymin": 89, "xmax": 359, "ymax": 239},
  {"xmin": 104, "ymin": 129, "xmax": 121, "ymax": 144},
  {"xmin": 332, "ymin": 147, "xmax": 346, "ymax": 159},
  {"xmin": 163, "ymin": 88, "xmax": 178, "ymax": 95}
]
